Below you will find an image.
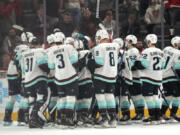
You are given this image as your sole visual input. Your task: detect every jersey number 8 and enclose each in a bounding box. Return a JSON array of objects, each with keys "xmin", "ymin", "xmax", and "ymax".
[{"xmin": 109, "ymin": 52, "xmax": 115, "ymax": 66}]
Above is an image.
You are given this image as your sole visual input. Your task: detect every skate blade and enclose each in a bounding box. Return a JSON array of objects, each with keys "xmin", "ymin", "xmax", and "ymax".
[
  {"xmin": 17, "ymin": 122, "xmax": 26, "ymax": 126},
  {"xmin": 3, "ymin": 122, "xmax": 12, "ymax": 126}
]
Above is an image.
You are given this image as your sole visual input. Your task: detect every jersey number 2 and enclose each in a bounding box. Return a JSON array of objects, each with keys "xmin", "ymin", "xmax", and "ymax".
[{"xmin": 153, "ymin": 57, "xmax": 161, "ymax": 71}]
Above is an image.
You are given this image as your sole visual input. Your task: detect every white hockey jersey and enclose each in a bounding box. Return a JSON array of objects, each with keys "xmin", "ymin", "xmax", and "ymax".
[
  {"xmin": 78, "ymin": 50, "xmax": 92, "ymax": 85},
  {"xmin": 6, "ymin": 60, "xmax": 19, "ymax": 80},
  {"xmin": 127, "ymin": 47, "xmax": 142, "ymax": 84},
  {"xmin": 119, "ymin": 50, "xmax": 133, "ymax": 85},
  {"xmin": 93, "ymin": 42, "xmax": 120, "ymax": 83},
  {"xmin": 140, "ymin": 47, "xmax": 164, "ymax": 86},
  {"xmin": 162, "ymin": 46, "xmax": 179, "ymax": 83},
  {"xmin": 48, "ymin": 44, "xmax": 78, "ymax": 86},
  {"xmin": 14, "ymin": 44, "xmax": 30, "ymax": 83},
  {"xmin": 172, "ymin": 49, "xmax": 180, "ymax": 76},
  {"xmin": 21, "ymin": 48, "xmax": 48, "ymax": 88},
  {"xmin": 46, "ymin": 47, "xmax": 55, "ymax": 83}
]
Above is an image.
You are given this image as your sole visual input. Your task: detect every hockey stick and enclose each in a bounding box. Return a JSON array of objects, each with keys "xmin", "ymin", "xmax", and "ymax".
[
  {"xmin": 96, "ymin": 0, "xmax": 100, "ymax": 19},
  {"xmin": 158, "ymin": 86, "xmax": 170, "ymax": 108},
  {"xmin": 38, "ymin": 88, "xmax": 51, "ymax": 122},
  {"xmin": 116, "ymin": 43, "xmax": 126, "ymax": 121},
  {"xmin": 171, "ymin": 67, "xmax": 180, "ymax": 82},
  {"xmin": 12, "ymin": 24, "xmax": 30, "ymax": 44},
  {"xmin": 87, "ymin": 84, "xmax": 97, "ymax": 118}
]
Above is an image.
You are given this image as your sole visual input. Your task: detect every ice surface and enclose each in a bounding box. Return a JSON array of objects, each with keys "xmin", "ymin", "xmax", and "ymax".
[{"xmin": 0, "ymin": 122, "xmax": 179, "ymax": 135}]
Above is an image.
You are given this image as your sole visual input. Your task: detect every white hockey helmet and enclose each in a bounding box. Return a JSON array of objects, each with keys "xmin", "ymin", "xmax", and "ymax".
[
  {"xmin": 145, "ymin": 34, "xmax": 158, "ymax": 44},
  {"xmin": 29, "ymin": 36, "xmax": 36, "ymax": 43},
  {"xmin": 74, "ymin": 40, "xmax": 84, "ymax": 50},
  {"xmin": 113, "ymin": 38, "xmax": 124, "ymax": 48},
  {"xmin": 47, "ymin": 34, "xmax": 56, "ymax": 44},
  {"xmin": 125, "ymin": 35, "xmax": 137, "ymax": 45},
  {"xmin": 95, "ymin": 29, "xmax": 109, "ymax": 44},
  {"xmin": 171, "ymin": 36, "xmax": 180, "ymax": 46},
  {"xmin": 54, "ymin": 32, "xmax": 65, "ymax": 43},
  {"xmin": 21, "ymin": 32, "xmax": 34, "ymax": 42},
  {"xmin": 64, "ymin": 37, "xmax": 75, "ymax": 45}
]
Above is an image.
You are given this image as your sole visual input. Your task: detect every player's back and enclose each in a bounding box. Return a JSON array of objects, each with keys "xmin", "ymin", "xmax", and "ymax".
[
  {"xmin": 22, "ymin": 48, "xmax": 48, "ymax": 88},
  {"xmin": 78, "ymin": 50, "xmax": 92, "ymax": 85},
  {"xmin": 163, "ymin": 46, "xmax": 179, "ymax": 82},
  {"xmin": 127, "ymin": 47, "xmax": 142, "ymax": 81},
  {"xmin": 119, "ymin": 50, "xmax": 133, "ymax": 85},
  {"xmin": 48, "ymin": 44, "xmax": 78, "ymax": 85},
  {"xmin": 141, "ymin": 47, "xmax": 164, "ymax": 85},
  {"xmin": 93, "ymin": 42, "xmax": 120, "ymax": 83}
]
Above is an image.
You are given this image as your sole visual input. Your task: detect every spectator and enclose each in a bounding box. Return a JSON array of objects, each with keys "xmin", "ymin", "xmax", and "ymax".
[
  {"xmin": 34, "ymin": 0, "xmax": 62, "ymax": 24},
  {"xmin": 120, "ymin": 14, "xmax": 140, "ymax": 38},
  {"xmin": 2, "ymin": 27, "xmax": 21, "ymax": 55},
  {"xmin": 98, "ymin": 0, "xmax": 115, "ymax": 20},
  {"xmin": 31, "ymin": 5, "xmax": 52, "ymax": 42},
  {"xmin": 54, "ymin": 12, "xmax": 76, "ymax": 37},
  {"xmin": 145, "ymin": 0, "xmax": 162, "ymax": 33},
  {"xmin": 122, "ymin": 0, "xmax": 139, "ymax": 18},
  {"xmin": 102, "ymin": 10, "xmax": 117, "ymax": 38},
  {"xmin": 79, "ymin": 8, "xmax": 99, "ymax": 39},
  {"xmin": 164, "ymin": 0, "xmax": 180, "ymax": 36},
  {"xmin": 139, "ymin": 0, "xmax": 150, "ymax": 17},
  {"xmin": 63, "ymin": 0, "xmax": 85, "ymax": 28},
  {"xmin": 124, "ymin": 0, "xmax": 140, "ymax": 11},
  {"xmin": 0, "ymin": 0, "xmax": 22, "ymax": 25}
]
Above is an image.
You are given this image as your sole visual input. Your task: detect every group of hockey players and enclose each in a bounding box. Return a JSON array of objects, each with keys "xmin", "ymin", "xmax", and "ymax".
[{"xmin": 2, "ymin": 25, "xmax": 180, "ymax": 129}]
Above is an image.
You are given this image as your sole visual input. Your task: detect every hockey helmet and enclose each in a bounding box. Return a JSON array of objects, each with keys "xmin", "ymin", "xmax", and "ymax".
[
  {"xmin": 113, "ymin": 38, "xmax": 124, "ymax": 48},
  {"xmin": 145, "ymin": 34, "xmax": 158, "ymax": 44},
  {"xmin": 125, "ymin": 35, "xmax": 137, "ymax": 45},
  {"xmin": 171, "ymin": 36, "xmax": 180, "ymax": 46},
  {"xmin": 21, "ymin": 32, "xmax": 34, "ymax": 42},
  {"xmin": 95, "ymin": 29, "xmax": 109, "ymax": 44},
  {"xmin": 74, "ymin": 40, "xmax": 84, "ymax": 50},
  {"xmin": 47, "ymin": 34, "xmax": 56, "ymax": 44},
  {"xmin": 54, "ymin": 32, "xmax": 65, "ymax": 43},
  {"xmin": 64, "ymin": 37, "xmax": 75, "ymax": 45}
]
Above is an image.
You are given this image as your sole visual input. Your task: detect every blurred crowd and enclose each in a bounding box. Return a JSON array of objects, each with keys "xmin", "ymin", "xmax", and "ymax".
[{"xmin": 0, "ymin": 0, "xmax": 180, "ymax": 68}]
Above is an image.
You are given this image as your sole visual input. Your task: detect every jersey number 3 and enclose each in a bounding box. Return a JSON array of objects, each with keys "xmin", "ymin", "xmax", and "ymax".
[{"xmin": 56, "ymin": 54, "xmax": 65, "ymax": 69}]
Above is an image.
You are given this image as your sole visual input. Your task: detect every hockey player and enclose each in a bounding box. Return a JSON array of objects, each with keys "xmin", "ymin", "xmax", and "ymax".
[
  {"xmin": 3, "ymin": 32, "xmax": 33, "ymax": 126},
  {"xmin": 170, "ymin": 36, "xmax": 180, "ymax": 122},
  {"xmin": 125, "ymin": 35, "xmax": 145, "ymax": 122},
  {"xmin": 161, "ymin": 36, "xmax": 180, "ymax": 123},
  {"xmin": 134, "ymin": 34, "xmax": 164, "ymax": 124},
  {"xmin": 48, "ymin": 32, "xmax": 79, "ymax": 128},
  {"xmin": 46, "ymin": 34, "xmax": 58, "ymax": 125},
  {"xmin": 21, "ymin": 37, "xmax": 50, "ymax": 128},
  {"xmin": 91, "ymin": 29, "xmax": 120, "ymax": 128},
  {"xmin": 64, "ymin": 37, "xmax": 75, "ymax": 46},
  {"xmin": 113, "ymin": 38, "xmax": 133, "ymax": 124},
  {"xmin": 3, "ymin": 49, "xmax": 22, "ymax": 126},
  {"xmin": 73, "ymin": 40, "xmax": 93, "ymax": 126},
  {"xmin": 17, "ymin": 32, "xmax": 35, "ymax": 125}
]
